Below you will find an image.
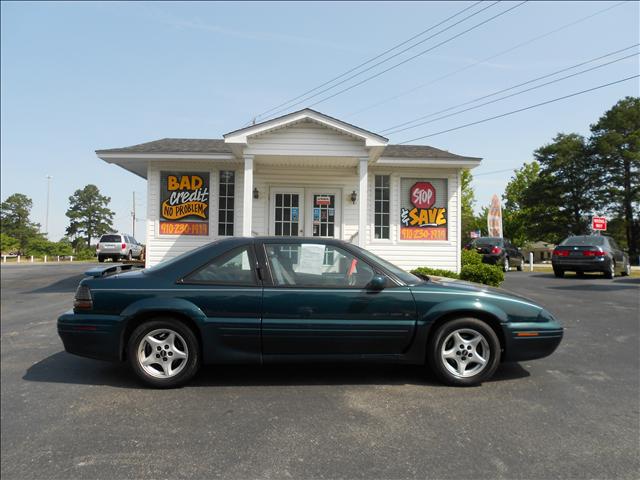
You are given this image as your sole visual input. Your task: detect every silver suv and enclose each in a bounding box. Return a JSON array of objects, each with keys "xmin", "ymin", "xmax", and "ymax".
[{"xmin": 97, "ymin": 234, "xmax": 144, "ymax": 262}]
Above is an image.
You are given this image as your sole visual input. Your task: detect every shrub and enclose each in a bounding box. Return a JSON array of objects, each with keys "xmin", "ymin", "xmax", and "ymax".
[
  {"xmin": 411, "ymin": 267, "xmax": 459, "ymax": 280},
  {"xmin": 459, "ymin": 263, "xmax": 504, "ymax": 287},
  {"xmin": 74, "ymin": 245, "xmax": 97, "ymax": 260},
  {"xmin": 461, "ymin": 248, "xmax": 483, "ymax": 266}
]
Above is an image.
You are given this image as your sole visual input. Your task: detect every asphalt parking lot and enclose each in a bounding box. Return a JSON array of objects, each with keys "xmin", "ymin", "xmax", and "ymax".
[{"xmin": 1, "ymin": 264, "xmax": 639, "ymax": 479}]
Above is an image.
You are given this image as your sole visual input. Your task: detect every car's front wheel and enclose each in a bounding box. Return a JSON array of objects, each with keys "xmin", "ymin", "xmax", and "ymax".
[
  {"xmin": 516, "ymin": 258, "xmax": 524, "ymax": 271},
  {"xmin": 128, "ymin": 319, "xmax": 200, "ymax": 388},
  {"xmin": 622, "ymin": 260, "xmax": 631, "ymax": 277},
  {"xmin": 428, "ymin": 318, "xmax": 501, "ymax": 387}
]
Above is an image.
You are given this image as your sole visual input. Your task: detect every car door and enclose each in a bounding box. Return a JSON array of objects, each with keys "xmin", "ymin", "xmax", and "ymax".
[
  {"xmin": 176, "ymin": 244, "xmax": 262, "ymax": 364},
  {"xmin": 258, "ymin": 240, "xmax": 417, "ymax": 357},
  {"xmin": 606, "ymin": 237, "xmax": 624, "ymax": 271}
]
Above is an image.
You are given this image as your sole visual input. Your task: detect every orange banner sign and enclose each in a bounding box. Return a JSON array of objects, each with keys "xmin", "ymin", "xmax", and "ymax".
[
  {"xmin": 159, "ymin": 222, "xmax": 209, "ymax": 236},
  {"xmin": 400, "ymin": 227, "xmax": 447, "ymax": 241}
]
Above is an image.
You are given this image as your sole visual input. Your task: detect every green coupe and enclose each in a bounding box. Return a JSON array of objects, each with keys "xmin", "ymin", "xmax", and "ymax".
[{"xmin": 58, "ymin": 237, "xmax": 563, "ymax": 388}]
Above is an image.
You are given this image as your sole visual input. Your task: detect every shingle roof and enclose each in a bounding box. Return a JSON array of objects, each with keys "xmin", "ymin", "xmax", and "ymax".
[
  {"xmin": 96, "ymin": 138, "xmax": 232, "ymax": 155},
  {"xmin": 97, "ymin": 137, "xmax": 478, "ymax": 160}
]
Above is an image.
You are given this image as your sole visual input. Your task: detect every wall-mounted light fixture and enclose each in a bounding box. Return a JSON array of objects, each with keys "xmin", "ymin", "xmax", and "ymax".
[
  {"xmin": 253, "ymin": 188, "xmax": 259, "ymax": 199},
  {"xmin": 350, "ymin": 190, "xmax": 357, "ymax": 204}
]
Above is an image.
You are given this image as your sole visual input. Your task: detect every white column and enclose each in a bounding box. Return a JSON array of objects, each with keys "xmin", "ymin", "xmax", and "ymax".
[
  {"xmin": 242, "ymin": 155, "xmax": 254, "ymax": 237},
  {"xmin": 358, "ymin": 158, "xmax": 368, "ymax": 247}
]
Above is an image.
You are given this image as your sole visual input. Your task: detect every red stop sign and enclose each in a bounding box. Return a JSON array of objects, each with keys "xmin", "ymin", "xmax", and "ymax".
[{"xmin": 410, "ymin": 182, "xmax": 436, "ymax": 209}]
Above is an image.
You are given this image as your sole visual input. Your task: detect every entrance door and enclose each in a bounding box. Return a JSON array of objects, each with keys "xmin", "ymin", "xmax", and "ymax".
[
  {"xmin": 306, "ymin": 189, "xmax": 341, "ymax": 238},
  {"xmin": 270, "ymin": 188, "xmax": 304, "ymax": 236}
]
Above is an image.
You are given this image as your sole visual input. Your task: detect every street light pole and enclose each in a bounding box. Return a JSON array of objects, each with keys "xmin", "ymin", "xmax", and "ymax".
[
  {"xmin": 132, "ymin": 191, "xmax": 136, "ymax": 238},
  {"xmin": 45, "ymin": 175, "xmax": 52, "ymax": 238}
]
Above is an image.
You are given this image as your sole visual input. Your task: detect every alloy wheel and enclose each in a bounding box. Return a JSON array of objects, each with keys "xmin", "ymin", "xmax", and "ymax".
[
  {"xmin": 440, "ymin": 328, "xmax": 490, "ymax": 378},
  {"xmin": 137, "ymin": 329, "xmax": 189, "ymax": 379}
]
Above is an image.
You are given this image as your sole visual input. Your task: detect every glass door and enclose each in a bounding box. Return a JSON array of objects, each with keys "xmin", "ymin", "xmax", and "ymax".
[
  {"xmin": 270, "ymin": 188, "xmax": 304, "ymax": 236},
  {"xmin": 306, "ymin": 189, "xmax": 341, "ymax": 238}
]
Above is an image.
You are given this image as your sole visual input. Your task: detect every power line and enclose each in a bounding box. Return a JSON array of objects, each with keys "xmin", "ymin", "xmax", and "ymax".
[
  {"xmin": 474, "ymin": 168, "xmax": 519, "ymax": 177},
  {"xmin": 252, "ymin": 1, "xmax": 484, "ymax": 122},
  {"xmin": 259, "ymin": 1, "xmax": 521, "ymax": 122},
  {"xmin": 302, "ymin": 1, "xmax": 528, "ymax": 112},
  {"xmin": 384, "ymin": 48, "xmax": 638, "ymax": 135},
  {"xmin": 397, "ymin": 74, "xmax": 639, "ymax": 144},
  {"xmin": 344, "ymin": 0, "xmax": 629, "ymax": 119}
]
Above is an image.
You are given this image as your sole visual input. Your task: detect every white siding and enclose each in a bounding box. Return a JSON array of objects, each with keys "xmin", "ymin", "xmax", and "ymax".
[
  {"xmin": 365, "ymin": 168, "xmax": 460, "ymax": 272},
  {"xmin": 244, "ymin": 121, "xmax": 369, "ymax": 158}
]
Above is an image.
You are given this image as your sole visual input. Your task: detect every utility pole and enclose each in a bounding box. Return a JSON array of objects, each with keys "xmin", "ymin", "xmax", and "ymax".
[
  {"xmin": 132, "ymin": 191, "xmax": 136, "ymax": 237},
  {"xmin": 45, "ymin": 175, "xmax": 52, "ymax": 238}
]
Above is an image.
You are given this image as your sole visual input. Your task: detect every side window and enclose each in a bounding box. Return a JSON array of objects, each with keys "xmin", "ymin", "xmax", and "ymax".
[
  {"xmin": 607, "ymin": 238, "xmax": 619, "ymax": 250},
  {"xmin": 185, "ymin": 246, "xmax": 256, "ymax": 285},
  {"xmin": 265, "ymin": 243, "xmax": 375, "ymax": 288}
]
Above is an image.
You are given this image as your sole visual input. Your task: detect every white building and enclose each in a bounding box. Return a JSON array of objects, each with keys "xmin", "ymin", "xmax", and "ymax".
[{"xmin": 96, "ymin": 109, "xmax": 481, "ymax": 271}]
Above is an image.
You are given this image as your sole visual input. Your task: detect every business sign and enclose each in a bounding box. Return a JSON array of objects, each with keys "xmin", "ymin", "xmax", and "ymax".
[
  {"xmin": 400, "ymin": 179, "xmax": 447, "ymax": 241},
  {"xmin": 592, "ymin": 217, "xmax": 607, "ymax": 231},
  {"xmin": 315, "ymin": 195, "xmax": 331, "ymax": 206},
  {"xmin": 160, "ymin": 172, "xmax": 209, "ymax": 236},
  {"xmin": 487, "ymin": 194, "xmax": 503, "ymax": 238},
  {"xmin": 470, "ymin": 230, "xmax": 480, "ymax": 239}
]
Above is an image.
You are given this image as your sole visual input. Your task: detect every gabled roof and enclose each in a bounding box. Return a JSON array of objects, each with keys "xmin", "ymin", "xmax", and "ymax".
[
  {"xmin": 223, "ymin": 108, "xmax": 388, "ymax": 147},
  {"xmin": 95, "ymin": 137, "xmax": 479, "ymax": 161}
]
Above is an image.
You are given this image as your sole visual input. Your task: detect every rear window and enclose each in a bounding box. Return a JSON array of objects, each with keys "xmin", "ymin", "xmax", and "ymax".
[
  {"xmin": 560, "ymin": 236, "xmax": 605, "ymax": 246},
  {"xmin": 473, "ymin": 237, "xmax": 503, "ymax": 246},
  {"xmin": 100, "ymin": 235, "xmax": 121, "ymax": 243}
]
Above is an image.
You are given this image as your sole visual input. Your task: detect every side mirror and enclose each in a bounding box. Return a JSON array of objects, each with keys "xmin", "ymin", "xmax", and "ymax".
[{"xmin": 368, "ymin": 274, "xmax": 387, "ymax": 291}]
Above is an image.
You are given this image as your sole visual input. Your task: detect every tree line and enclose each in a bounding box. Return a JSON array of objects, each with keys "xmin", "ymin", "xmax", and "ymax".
[
  {"xmin": 0, "ymin": 185, "xmax": 116, "ymax": 258},
  {"xmin": 463, "ymin": 96, "xmax": 639, "ymax": 261}
]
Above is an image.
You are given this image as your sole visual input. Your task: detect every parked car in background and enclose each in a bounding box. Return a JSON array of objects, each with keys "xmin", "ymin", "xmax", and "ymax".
[
  {"xmin": 464, "ymin": 237, "xmax": 524, "ymax": 272},
  {"xmin": 58, "ymin": 237, "xmax": 563, "ymax": 388},
  {"xmin": 96, "ymin": 233, "xmax": 144, "ymax": 262},
  {"xmin": 552, "ymin": 234, "xmax": 630, "ymax": 278}
]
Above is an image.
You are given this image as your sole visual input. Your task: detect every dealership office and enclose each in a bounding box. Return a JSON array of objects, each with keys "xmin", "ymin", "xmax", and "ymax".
[{"xmin": 96, "ymin": 109, "xmax": 481, "ymax": 271}]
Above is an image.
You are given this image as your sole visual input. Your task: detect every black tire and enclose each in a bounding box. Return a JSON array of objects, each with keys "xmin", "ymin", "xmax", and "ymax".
[
  {"xmin": 553, "ymin": 268, "xmax": 564, "ymax": 278},
  {"xmin": 503, "ymin": 257, "xmax": 510, "ymax": 272},
  {"xmin": 427, "ymin": 317, "xmax": 501, "ymax": 387},
  {"xmin": 127, "ymin": 318, "xmax": 200, "ymax": 388},
  {"xmin": 516, "ymin": 258, "xmax": 524, "ymax": 271},
  {"xmin": 576, "ymin": 271, "xmax": 585, "ymax": 277},
  {"xmin": 604, "ymin": 261, "xmax": 615, "ymax": 279},
  {"xmin": 98, "ymin": 255, "xmax": 105, "ymax": 263}
]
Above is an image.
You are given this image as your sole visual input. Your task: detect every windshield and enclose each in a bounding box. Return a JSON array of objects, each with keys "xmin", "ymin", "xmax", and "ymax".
[
  {"xmin": 351, "ymin": 246, "xmax": 422, "ymax": 285},
  {"xmin": 144, "ymin": 241, "xmax": 219, "ymax": 273},
  {"xmin": 560, "ymin": 236, "xmax": 606, "ymax": 246},
  {"xmin": 100, "ymin": 235, "xmax": 121, "ymax": 243}
]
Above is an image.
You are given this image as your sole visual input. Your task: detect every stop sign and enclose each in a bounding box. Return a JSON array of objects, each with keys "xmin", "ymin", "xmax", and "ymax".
[
  {"xmin": 592, "ymin": 217, "xmax": 607, "ymax": 231},
  {"xmin": 410, "ymin": 182, "xmax": 436, "ymax": 209}
]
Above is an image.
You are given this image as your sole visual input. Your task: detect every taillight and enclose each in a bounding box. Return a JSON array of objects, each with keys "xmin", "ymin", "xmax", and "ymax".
[
  {"xmin": 583, "ymin": 250, "xmax": 605, "ymax": 257},
  {"xmin": 553, "ymin": 249, "xmax": 569, "ymax": 257},
  {"xmin": 491, "ymin": 246, "xmax": 502, "ymax": 254},
  {"xmin": 121, "ymin": 243, "xmax": 127, "ymax": 250},
  {"xmin": 74, "ymin": 285, "xmax": 93, "ymax": 310}
]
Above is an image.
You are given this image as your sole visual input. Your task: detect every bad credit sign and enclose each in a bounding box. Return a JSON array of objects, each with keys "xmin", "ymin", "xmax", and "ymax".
[
  {"xmin": 592, "ymin": 217, "xmax": 607, "ymax": 231},
  {"xmin": 160, "ymin": 172, "xmax": 210, "ymax": 236}
]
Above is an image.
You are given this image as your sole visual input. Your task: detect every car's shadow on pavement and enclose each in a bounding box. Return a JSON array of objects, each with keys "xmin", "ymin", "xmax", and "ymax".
[
  {"xmin": 28, "ymin": 274, "xmax": 85, "ymax": 293},
  {"xmin": 23, "ymin": 351, "xmax": 530, "ymax": 388}
]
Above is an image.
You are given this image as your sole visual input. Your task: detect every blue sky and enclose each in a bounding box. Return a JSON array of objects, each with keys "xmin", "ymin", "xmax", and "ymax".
[{"xmin": 2, "ymin": 1, "xmax": 638, "ymax": 243}]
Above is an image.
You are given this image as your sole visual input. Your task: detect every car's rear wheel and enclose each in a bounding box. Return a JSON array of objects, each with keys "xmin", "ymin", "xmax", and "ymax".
[
  {"xmin": 553, "ymin": 268, "xmax": 564, "ymax": 278},
  {"xmin": 98, "ymin": 255, "xmax": 105, "ymax": 263},
  {"xmin": 128, "ymin": 319, "xmax": 200, "ymax": 388},
  {"xmin": 604, "ymin": 261, "xmax": 615, "ymax": 279},
  {"xmin": 427, "ymin": 318, "xmax": 501, "ymax": 387},
  {"xmin": 503, "ymin": 257, "xmax": 510, "ymax": 272},
  {"xmin": 516, "ymin": 258, "xmax": 524, "ymax": 271},
  {"xmin": 622, "ymin": 260, "xmax": 631, "ymax": 277}
]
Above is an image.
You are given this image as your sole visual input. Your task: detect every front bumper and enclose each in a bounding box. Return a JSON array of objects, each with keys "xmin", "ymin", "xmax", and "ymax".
[
  {"xmin": 57, "ymin": 310, "xmax": 124, "ymax": 362},
  {"xmin": 501, "ymin": 312, "xmax": 563, "ymax": 362}
]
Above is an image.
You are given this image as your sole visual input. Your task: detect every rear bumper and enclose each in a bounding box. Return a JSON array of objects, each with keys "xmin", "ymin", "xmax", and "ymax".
[
  {"xmin": 57, "ymin": 311, "xmax": 124, "ymax": 362},
  {"xmin": 482, "ymin": 254, "xmax": 502, "ymax": 265},
  {"xmin": 552, "ymin": 257, "xmax": 611, "ymax": 272}
]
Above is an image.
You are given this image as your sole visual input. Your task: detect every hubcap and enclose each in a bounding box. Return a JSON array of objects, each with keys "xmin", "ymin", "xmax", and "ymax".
[
  {"xmin": 137, "ymin": 329, "xmax": 188, "ymax": 379},
  {"xmin": 441, "ymin": 328, "xmax": 490, "ymax": 378}
]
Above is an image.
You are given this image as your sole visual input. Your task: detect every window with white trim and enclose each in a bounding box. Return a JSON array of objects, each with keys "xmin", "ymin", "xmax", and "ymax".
[
  {"xmin": 374, "ymin": 175, "xmax": 390, "ymax": 239},
  {"xmin": 218, "ymin": 171, "xmax": 235, "ymax": 236}
]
